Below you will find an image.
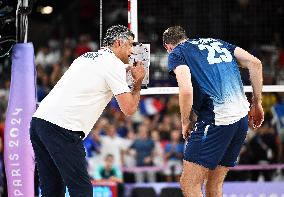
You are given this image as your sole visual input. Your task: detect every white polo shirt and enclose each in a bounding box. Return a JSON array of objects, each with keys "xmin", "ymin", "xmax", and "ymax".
[{"xmin": 33, "ymin": 48, "xmax": 130, "ymax": 136}]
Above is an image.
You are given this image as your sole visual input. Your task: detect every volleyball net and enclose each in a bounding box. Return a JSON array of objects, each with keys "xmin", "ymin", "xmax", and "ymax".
[{"xmin": 124, "ymin": 0, "xmax": 284, "ymax": 87}]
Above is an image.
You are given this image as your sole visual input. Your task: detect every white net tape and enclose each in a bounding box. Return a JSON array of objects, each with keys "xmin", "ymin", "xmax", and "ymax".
[{"xmin": 141, "ymin": 85, "xmax": 284, "ymax": 95}]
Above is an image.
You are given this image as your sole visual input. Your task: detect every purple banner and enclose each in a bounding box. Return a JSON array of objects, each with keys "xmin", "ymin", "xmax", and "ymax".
[
  {"xmin": 125, "ymin": 182, "xmax": 284, "ymax": 197},
  {"xmin": 4, "ymin": 43, "xmax": 36, "ymax": 197}
]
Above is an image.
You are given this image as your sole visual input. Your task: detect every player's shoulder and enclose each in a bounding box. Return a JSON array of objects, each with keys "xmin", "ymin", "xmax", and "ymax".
[
  {"xmin": 170, "ymin": 39, "xmax": 201, "ymax": 57},
  {"xmin": 188, "ymin": 38, "xmax": 221, "ymax": 45},
  {"xmin": 170, "ymin": 44, "xmax": 184, "ymax": 57},
  {"xmin": 188, "ymin": 38, "xmax": 236, "ymax": 52}
]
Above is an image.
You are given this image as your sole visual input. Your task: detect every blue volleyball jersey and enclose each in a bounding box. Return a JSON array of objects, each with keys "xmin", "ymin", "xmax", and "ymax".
[{"xmin": 168, "ymin": 38, "xmax": 250, "ymax": 125}]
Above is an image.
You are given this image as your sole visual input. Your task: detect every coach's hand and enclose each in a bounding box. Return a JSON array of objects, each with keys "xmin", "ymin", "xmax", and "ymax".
[
  {"xmin": 125, "ymin": 64, "xmax": 132, "ymax": 72},
  {"xmin": 248, "ymin": 102, "xmax": 264, "ymax": 130},
  {"xmin": 131, "ymin": 61, "xmax": 145, "ymax": 82}
]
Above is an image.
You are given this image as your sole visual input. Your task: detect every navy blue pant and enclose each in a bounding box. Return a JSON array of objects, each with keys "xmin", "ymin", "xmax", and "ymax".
[{"xmin": 30, "ymin": 118, "xmax": 93, "ymax": 197}]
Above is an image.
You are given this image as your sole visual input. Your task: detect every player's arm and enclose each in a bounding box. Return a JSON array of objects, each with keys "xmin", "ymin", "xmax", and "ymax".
[
  {"xmin": 115, "ymin": 61, "xmax": 145, "ymax": 116},
  {"xmin": 234, "ymin": 47, "xmax": 264, "ymax": 129},
  {"xmin": 234, "ymin": 47, "xmax": 263, "ymax": 103},
  {"xmin": 174, "ymin": 65, "xmax": 193, "ymax": 139}
]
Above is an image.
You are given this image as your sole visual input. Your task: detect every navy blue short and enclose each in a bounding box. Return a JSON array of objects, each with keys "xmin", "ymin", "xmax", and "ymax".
[{"xmin": 184, "ymin": 115, "xmax": 248, "ymax": 170}]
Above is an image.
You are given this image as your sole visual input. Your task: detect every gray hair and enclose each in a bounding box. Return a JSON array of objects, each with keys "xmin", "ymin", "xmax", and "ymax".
[{"xmin": 102, "ymin": 25, "xmax": 135, "ymax": 47}]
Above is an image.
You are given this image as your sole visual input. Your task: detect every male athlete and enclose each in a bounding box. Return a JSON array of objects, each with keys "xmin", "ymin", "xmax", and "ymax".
[
  {"xmin": 163, "ymin": 26, "xmax": 264, "ymax": 197},
  {"xmin": 30, "ymin": 25, "xmax": 145, "ymax": 197}
]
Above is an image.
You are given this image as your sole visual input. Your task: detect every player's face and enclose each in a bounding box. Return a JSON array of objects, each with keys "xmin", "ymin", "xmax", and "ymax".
[{"xmin": 119, "ymin": 36, "xmax": 134, "ymax": 64}]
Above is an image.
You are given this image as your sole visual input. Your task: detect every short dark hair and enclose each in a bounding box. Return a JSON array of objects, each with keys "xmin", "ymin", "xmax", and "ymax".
[
  {"xmin": 163, "ymin": 26, "xmax": 187, "ymax": 45},
  {"xmin": 102, "ymin": 25, "xmax": 135, "ymax": 47}
]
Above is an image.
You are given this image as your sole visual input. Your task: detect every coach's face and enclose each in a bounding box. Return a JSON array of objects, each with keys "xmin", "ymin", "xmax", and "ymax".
[{"xmin": 117, "ymin": 36, "xmax": 134, "ymax": 64}]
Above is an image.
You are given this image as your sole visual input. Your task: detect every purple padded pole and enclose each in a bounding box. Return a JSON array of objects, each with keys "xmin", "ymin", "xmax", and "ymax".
[{"xmin": 4, "ymin": 43, "xmax": 36, "ymax": 197}]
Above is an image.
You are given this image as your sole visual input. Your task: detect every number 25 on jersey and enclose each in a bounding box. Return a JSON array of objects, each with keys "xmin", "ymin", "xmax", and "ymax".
[{"xmin": 198, "ymin": 42, "xmax": 233, "ymax": 64}]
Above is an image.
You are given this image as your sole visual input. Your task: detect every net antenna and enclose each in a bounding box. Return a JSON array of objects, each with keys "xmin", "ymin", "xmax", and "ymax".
[{"xmin": 16, "ymin": 0, "xmax": 33, "ymax": 43}]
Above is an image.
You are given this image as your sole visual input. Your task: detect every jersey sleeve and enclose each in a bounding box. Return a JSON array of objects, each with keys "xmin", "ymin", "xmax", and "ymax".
[
  {"xmin": 168, "ymin": 49, "xmax": 187, "ymax": 76},
  {"xmin": 105, "ymin": 61, "xmax": 131, "ymax": 96}
]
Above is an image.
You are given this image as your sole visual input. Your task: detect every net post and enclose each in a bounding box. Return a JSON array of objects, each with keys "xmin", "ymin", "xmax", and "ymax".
[
  {"xmin": 129, "ymin": 0, "xmax": 138, "ymax": 41},
  {"xmin": 99, "ymin": 0, "xmax": 103, "ymax": 48}
]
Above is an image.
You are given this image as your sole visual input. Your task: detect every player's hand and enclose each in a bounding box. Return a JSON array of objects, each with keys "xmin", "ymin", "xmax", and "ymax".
[
  {"xmin": 182, "ymin": 122, "xmax": 191, "ymax": 140},
  {"xmin": 248, "ymin": 102, "xmax": 264, "ymax": 130},
  {"xmin": 130, "ymin": 61, "xmax": 145, "ymax": 82},
  {"xmin": 144, "ymin": 156, "xmax": 152, "ymax": 164}
]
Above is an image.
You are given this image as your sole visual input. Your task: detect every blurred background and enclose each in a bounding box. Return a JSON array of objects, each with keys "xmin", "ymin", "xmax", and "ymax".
[{"xmin": 0, "ymin": 0, "xmax": 284, "ymax": 196}]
